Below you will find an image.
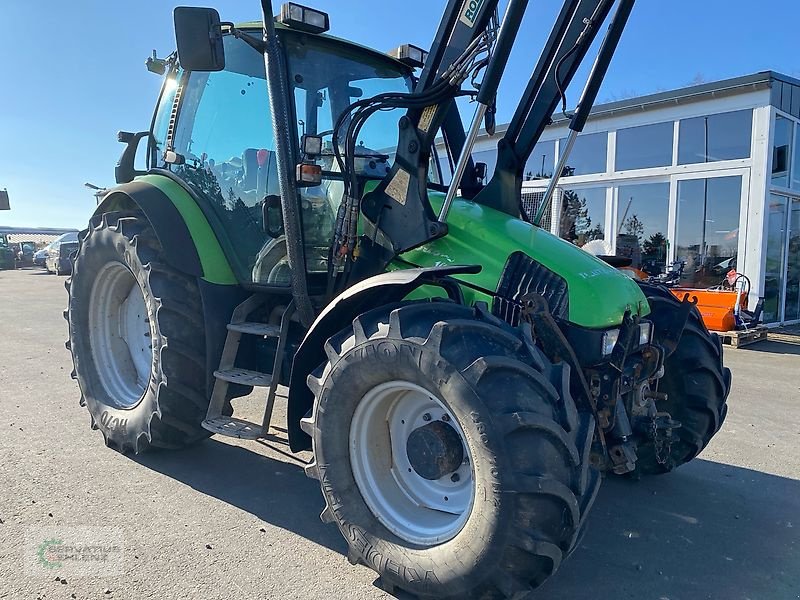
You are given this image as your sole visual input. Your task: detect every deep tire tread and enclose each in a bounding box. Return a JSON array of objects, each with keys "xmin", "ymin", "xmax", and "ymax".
[
  {"xmin": 634, "ymin": 282, "xmax": 731, "ymax": 475},
  {"xmin": 67, "ymin": 209, "xmax": 226, "ymax": 452},
  {"xmin": 305, "ymin": 301, "xmax": 600, "ymax": 599}
]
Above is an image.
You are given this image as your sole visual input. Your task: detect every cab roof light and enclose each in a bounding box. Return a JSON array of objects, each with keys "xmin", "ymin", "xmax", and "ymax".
[
  {"xmin": 278, "ymin": 3, "xmax": 330, "ymax": 34},
  {"xmin": 390, "ymin": 44, "xmax": 429, "ymax": 69}
]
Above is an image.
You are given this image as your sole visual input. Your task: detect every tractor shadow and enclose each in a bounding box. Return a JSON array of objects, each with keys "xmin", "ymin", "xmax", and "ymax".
[
  {"xmin": 539, "ymin": 459, "xmax": 800, "ymax": 599},
  {"xmin": 136, "ymin": 439, "xmax": 800, "ymax": 599},
  {"xmin": 133, "ymin": 434, "xmax": 348, "ymax": 555},
  {"xmin": 739, "ymin": 340, "xmax": 800, "ymax": 355}
]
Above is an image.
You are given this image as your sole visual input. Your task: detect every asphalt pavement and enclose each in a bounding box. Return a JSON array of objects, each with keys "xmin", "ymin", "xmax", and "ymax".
[{"xmin": 1, "ymin": 267, "xmax": 798, "ymax": 600}]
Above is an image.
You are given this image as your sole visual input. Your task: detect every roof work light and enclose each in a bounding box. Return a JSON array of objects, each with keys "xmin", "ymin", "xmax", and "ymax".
[
  {"xmin": 278, "ymin": 3, "xmax": 330, "ymax": 34},
  {"xmin": 390, "ymin": 44, "xmax": 429, "ymax": 68}
]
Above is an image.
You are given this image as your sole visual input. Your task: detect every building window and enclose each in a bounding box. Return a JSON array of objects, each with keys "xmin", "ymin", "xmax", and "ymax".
[
  {"xmin": 615, "ymin": 122, "xmax": 673, "ymax": 170},
  {"xmin": 772, "ymin": 114, "xmax": 792, "ymax": 188},
  {"xmin": 559, "ymin": 132, "xmax": 607, "ymax": 176},
  {"xmin": 675, "ymin": 176, "xmax": 742, "ymax": 288},
  {"xmin": 616, "ymin": 183, "xmax": 670, "ymax": 274},
  {"xmin": 792, "ymin": 123, "xmax": 800, "ymax": 191},
  {"xmin": 787, "ymin": 198, "xmax": 800, "ymax": 322},
  {"xmin": 677, "ymin": 110, "xmax": 752, "ymax": 165},
  {"xmin": 764, "ymin": 195, "xmax": 800, "ymax": 323},
  {"xmin": 525, "ymin": 141, "xmax": 556, "ymax": 180},
  {"xmin": 764, "ymin": 194, "xmax": 788, "ymax": 323},
  {"xmin": 559, "ymin": 186, "xmax": 607, "ymax": 247}
]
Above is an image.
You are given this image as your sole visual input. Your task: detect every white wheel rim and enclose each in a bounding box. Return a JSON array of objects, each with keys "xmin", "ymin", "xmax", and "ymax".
[
  {"xmin": 349, "ymin": 381, "xmax": 474, "ymax": 546},
  {"xmin": 88, "ymin": 262, "xmax": 152, "ymax": 408}
]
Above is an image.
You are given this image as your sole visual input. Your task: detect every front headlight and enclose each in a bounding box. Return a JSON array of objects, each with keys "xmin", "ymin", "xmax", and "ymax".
[
  {"xmin": 601, "ymin": 329, "xmax": 620, "ymax": 356},
  {"xmin": 638, "ymin": 321, "xmax": 653, "ymax": 346}
]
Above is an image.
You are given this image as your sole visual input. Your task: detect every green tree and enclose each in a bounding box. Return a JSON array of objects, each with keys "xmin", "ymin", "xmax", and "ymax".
[
  {"xmin": 622, "ymin": 214, "xmax": 645, "ymax": 242},
  {"xmin": 226, "ymin": 186, "xmax": 238, "ymax": 211},
  {"xmin": 642, "ymin": 232, "xmax": 667, "ymax": 261},
  {"xmin": 559, "ymin": 190, "xmax": 602, "ymax": 245}
]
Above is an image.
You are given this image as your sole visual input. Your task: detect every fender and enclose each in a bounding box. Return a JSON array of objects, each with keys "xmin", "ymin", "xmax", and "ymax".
[
  {"xmin": 93, "ymin": 175, "xmax": 242, "ymax": 399},
  {"xmin": 286, "ymin": 264, "xmax": 480, "ymax": 451},
  {"xmin": 93, "ymin": 174, "xmax": 237, "ymax": 285}
]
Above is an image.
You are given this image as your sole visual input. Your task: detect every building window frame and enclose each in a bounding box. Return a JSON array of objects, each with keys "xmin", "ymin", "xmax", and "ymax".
[{"xmin": 668, "ymin": 167, "xmax": 751, "ymax": 280}]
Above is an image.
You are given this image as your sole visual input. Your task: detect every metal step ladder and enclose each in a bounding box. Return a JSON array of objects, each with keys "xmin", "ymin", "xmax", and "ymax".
[{"xmin": 201, "ymin": 295, "xmax": 294, "ymax": 440}]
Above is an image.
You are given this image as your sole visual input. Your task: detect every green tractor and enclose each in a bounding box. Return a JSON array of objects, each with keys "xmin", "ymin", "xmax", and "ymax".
[{"xmin": 65, "ymin": 0, "xmax": 730, "ymax": 597}]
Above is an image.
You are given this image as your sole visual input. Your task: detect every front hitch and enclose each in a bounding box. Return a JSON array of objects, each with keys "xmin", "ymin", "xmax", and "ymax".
[{"xmin": 519, "ymin": 293, "xmax": 610, "ymax": 467}]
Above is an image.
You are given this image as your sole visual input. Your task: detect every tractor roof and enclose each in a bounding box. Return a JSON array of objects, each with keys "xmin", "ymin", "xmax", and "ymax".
[{"xmin": 236, "ymin": 21, "xmax": 413, "ymax": 73}]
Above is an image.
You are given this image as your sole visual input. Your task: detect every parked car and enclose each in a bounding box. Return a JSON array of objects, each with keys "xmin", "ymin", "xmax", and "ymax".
[
  {"xmin": 45, "ymin": 232, "xmax": 79, "ymax": 275},
  {"xmin": 33, "ymin": 246, "xmax": 50, "ymax": 267},
  {"xmin": 14, "ymin": 242, "xmax": 35, "ymax": 268}
]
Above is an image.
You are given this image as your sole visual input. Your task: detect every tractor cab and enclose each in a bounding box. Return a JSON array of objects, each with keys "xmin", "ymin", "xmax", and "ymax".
[{"xmin": 146, "ymin": 11, "xmax": 424, "ymax": 290}]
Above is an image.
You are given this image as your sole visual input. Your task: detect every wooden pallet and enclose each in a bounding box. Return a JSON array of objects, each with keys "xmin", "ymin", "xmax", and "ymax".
[
  {"xmin": 717, "ymin": 326, "xmax": 769, "ymax": 348},
  {"xmin": 767, "ymin": 326, "xmax": 800, "ymax": 344}
]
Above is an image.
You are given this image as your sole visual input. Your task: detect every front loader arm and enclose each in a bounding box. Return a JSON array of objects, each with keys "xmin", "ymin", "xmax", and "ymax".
[
  {"xmin": 361, "ymin": 0, "xmax": 634, "ymax": 256},
  {"xmin": 360, "ymin": 0, "xmax": 500, "ymax": 255},
  {"xmin": 472, "ymin": 0, "xmax": 627, "ymax": 215}
]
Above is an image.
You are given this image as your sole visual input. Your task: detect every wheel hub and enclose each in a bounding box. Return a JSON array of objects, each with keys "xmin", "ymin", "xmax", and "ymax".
[
  {"xmin": 349, "ymin": 381, "xmax": 475, "ymax": 546},
  {"xmin": 406, "ymin": 420, "xmax": 464, "ymax": 480},
  {"xmin": 88, "ymin": 262, "xmax": 152, "ymax": 409}
]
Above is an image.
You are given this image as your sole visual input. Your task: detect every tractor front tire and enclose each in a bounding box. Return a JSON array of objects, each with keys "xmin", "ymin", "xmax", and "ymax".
[
  {"xmin": 634, "ymin": 282, "xmax": 731, "ymax": 474},
  {"xmin": 67, "ymin": 210, "xmax": 225, "ymax": 453},
  {"xmin": 303, "ymin": 302, "xmax": 600, "ymax": 599}
]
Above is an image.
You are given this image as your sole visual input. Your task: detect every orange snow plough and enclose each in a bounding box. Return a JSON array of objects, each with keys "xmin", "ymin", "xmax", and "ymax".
[{"xmin": 669, "ymin": 288, "xmax": 748, "ymax": 332}]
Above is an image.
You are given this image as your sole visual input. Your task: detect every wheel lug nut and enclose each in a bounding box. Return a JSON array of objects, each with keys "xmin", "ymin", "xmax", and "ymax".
[
  {"xmin": 451, "ymin": 473, "xmax": 460, "ymax": 482},
  {"xmin": 441, "ymin": 414, "xmax": 450, "ymax": 422},
  {"xmin": 422, "ymin": 413, "xmax": 431, "ymax": 421}
]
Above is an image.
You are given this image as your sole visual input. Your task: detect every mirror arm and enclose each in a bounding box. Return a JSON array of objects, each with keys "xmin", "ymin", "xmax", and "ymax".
[
  {"xmin": 221, "ymin": 22, "xmax": 267, "ymax": 53},
  {"xmin": 115, "ymin": 131, "xmax": 150, "ymax": 184}
]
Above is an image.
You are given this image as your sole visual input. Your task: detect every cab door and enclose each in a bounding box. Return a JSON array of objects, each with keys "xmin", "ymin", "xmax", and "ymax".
[{"xmin": 156, "ymin": 32, "xmax": 288, "ymax": 287}]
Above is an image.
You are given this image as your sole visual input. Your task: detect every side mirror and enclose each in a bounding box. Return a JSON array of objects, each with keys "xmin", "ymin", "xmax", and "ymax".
[
  {"xmin": 262, "ymin": 195, "xmax": 285, "ymax": 238},
  {"xmin": 347, "ymin": 86, "xmax": 364, "ymax": 99},
  {"xmin": 173, "ymin": 7, "xmax": 225, "ymax": 72}
]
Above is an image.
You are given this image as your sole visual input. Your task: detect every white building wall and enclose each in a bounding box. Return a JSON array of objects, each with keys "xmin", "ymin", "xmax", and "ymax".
[{"xmin": 747, "ymin": 104, "xmax": 774, "ymax": 312}]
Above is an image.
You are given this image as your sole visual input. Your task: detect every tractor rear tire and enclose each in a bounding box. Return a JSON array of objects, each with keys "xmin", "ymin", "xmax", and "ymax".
[
  {"xmin": 66, "ymin": 210, "xmax": 226, "ymax": 453},
  {"xmin": 634, "ymin": 282, "xmax": 731, "ymax": 475},
  {"xmin": 303, "ymin": 301, "xmax": 600, "ymax": 599}
]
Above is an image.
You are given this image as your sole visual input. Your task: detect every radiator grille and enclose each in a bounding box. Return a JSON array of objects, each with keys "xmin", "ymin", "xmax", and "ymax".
[{"xmin": 492, "ymin": 251, "xmax": 569, "ymax": 326}]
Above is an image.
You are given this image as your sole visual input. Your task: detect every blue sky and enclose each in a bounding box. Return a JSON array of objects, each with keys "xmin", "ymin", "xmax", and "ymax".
[{"xmin": 1, "ymin": 0, "xmax": 796, "ymax": 228}]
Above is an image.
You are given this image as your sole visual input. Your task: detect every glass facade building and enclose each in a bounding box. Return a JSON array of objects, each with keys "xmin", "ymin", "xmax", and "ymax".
[{"xmin": 456, "ymin": 71, "xmax": 800, "ymax": 325}]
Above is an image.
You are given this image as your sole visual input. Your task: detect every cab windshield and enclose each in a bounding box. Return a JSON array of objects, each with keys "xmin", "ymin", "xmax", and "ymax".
[{"xmin": 286, "ymin": 34, "xmax": 413, "ymax": 172}]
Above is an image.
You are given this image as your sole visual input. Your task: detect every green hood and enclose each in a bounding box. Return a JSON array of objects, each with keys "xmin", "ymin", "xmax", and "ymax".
[{"xmin": 400, "ymin": 196, "xmax": 649, "ymax": 329}]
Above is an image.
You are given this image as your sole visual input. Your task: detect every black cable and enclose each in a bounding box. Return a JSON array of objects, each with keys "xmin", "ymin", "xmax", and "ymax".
[
  {"xmin": 331, "ymin": 84, "xmax": 473, "ymax": 258},
  {"xmin": 554, "ymin": 42, "xmax": 580, "ymax": 116}
]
